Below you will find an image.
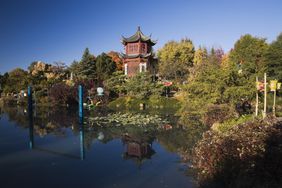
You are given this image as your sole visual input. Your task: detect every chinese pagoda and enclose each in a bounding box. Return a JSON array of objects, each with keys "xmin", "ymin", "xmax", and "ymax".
[{"xmin": 121, "ymin": 27, "xmax": 157, "ymax": 76}]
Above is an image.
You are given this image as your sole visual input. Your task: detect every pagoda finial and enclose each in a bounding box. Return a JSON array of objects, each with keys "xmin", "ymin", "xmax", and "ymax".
[{"xmin": 137, "ymin": 26, "xmax": 141, "ymax": 31}]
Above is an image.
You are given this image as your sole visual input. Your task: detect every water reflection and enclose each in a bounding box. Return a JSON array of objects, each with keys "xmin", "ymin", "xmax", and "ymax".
[
  {"xmin": 27, "ymin": 107, "xmax": 86, "ymax": 160},
  {"xmin": 2, "ymin": 105, "xmax": 205, "ymax": 166},
  {"xmin": 0, "ymin": 105, "xmax": 200, "ymax": 187},
  {"xmin": 122, "ymin": 134, "xmax": 155, "ymax": 168},
  {"xmin": 79, "ymin": 116, "xmax": 85, "ymax": 160}
]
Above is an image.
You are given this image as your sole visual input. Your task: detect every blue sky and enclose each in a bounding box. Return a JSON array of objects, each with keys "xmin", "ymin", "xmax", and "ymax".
[{"xmin": 0, "ymin": 0, "xmax": 282, "ymax": 73}]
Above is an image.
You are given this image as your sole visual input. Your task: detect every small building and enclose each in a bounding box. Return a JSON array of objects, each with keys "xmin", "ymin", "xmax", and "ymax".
[{"xmin": 121, "ymin": 27, "xmax": 157, "ymax": 76}]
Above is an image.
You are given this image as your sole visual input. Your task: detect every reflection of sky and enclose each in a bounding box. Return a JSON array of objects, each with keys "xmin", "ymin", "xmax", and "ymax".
[{"xmin": 0, "ymin": 112, "xmax": 195, "ymax": 188}]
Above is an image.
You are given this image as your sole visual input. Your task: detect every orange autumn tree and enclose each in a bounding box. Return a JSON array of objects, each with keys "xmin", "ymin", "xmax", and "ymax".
[{"xmin": 107, "ymin": 51, "xmax": 123, "ymax": 71}]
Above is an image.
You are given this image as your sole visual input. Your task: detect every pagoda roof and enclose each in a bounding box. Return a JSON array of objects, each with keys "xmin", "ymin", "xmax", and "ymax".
[
  {"xmin": 121, "ymin": 27, "xmax": 157, "ymax": 45},
  {"xmin": 120, "ymin": 52, "xmax": 152, "ymax": 59}
]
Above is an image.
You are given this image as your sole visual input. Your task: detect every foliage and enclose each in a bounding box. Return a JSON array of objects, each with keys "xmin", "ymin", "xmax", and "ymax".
[
  {"xmin": 95, "ymin": 53, "xmax": 117, "ymax": 83},
  {"xmin": 69, "ymin": 48, "xmax": 96, "ymax": 80},
  {"xmin": 107, "ymin": 51, "xmax": 123, "ymax": 71},
  {"xmin": 49, "ymin": 83, "xmax": 74, "ymax": 105},
  {"xmin": 229, "ymin": 34, "xmax": 269, "ymax": 78},
  {"xmin": 266, "ymin": 33, "xmax": 282, "ymax": 81},
  {"xmin": 193, "ymin": 117, "xmax": 282, "ymax": 188},
  {"xmin": 104, "ymin": 71, "xmax": 127, "ymax": 96},
  {"xmin": 0, "ymin": 73, "xmax": 9, "ymax": 92},
  {"xmin": 203, "ymin": 104, "xmax": 238, "ymax": 127},
  {"xmin": 3, "ymin": 68, "xmax": 28, "ymax": 93},
  {"xmin": 181, "ymin": 36, "xmax": 266, "ymax": 122},
  {"xmin": 158, "ymin": 38, "xmax": 195, "ymax": 82},
  {"xmin": 193, "ymin": 46, "xmax": 208, "ymax": 65},
  {"xmin": 108, "ymin": 96, "xmax": 181, "ymax": 114},
  {"xmin": 211, "ymin": 114, "xmax": 253, "ymax": 133},
  {"xmin": 124, "ymin": 72, "xmax": 163, "ymax": 99}
]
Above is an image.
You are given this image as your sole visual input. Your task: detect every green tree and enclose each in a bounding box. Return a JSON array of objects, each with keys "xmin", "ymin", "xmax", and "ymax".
[
  {"xmin": 95, "ymin": 53, "xmax": 117, "ymax": 83},
  {"xmin": 70, "ymin": 48, "xmax": 96, "ymax": 80},
  {"xmin": 266, "ymin": 33, "xmax": 282, "ymax": 81},
  {"xmin": 193, "ymin": 46, "xmax": 208, "ymax": 65},
  {"xmin": 229, "ymin": 34, "xmax": 269, "ymax": 78},
  {"xmin": 80, "ymin": 48, "xmax": 96, "ymax": 79},
  {"xmin": 124, "ymin": 72, "xmax": 162, "ymax": 99},
  {"xmin": 158, "ymin": 38, "xmax": 195, "ymax": 82},
  {"xmin": 4, "ymin": 68, "xmax": 28, "ymax": 93},
  {"xmin": 104, "ymin": 71, "xmax": 127, "ymax": 96}
]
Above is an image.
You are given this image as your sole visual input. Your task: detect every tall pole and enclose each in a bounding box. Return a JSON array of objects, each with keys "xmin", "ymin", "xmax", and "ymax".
[
  {"xmin": 255, "ymin": 76, "xmax": 259, "ymax": 117},
  {"xmin": 78, "ymin": 85, "xmax": 85, "ymax": 160},
  {"xmin": 78, "ymin": 85, "xmax": 84, "ymax": 118},
  {"xmin": 263, "ymin": 73, "xmax": 267, "ymax": 119}
]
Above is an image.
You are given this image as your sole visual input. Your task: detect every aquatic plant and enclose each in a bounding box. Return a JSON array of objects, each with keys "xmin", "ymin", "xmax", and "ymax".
[{"xmin": 86, "ymin": 112, "xmax": 169, "ymax": 128}]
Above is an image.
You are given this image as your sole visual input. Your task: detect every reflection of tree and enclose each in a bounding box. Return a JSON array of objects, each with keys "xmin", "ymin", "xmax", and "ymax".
[
  {"xmin": 157, "ymin": 120, "xmax": 207, "ymax": 162},
  {"xmin": 2, "ymin": 106, "xmax": 79, "ymax": 137},
  {"xmin": 2, "ymin": 105, "xmax": 209, "ymax": 173}
]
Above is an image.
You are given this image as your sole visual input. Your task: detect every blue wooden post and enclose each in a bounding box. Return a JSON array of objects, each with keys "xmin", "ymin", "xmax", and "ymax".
[
  {"xmin": 28, "ymin": 86, "xmax": 34, "ymax": 149},
  {"xmin": 78, "ymin": 85, "xmax": 84, "ymax": 118},
  {"xmin": 78, "ymin": 85, "xmax": 85, "ymax": 160}
]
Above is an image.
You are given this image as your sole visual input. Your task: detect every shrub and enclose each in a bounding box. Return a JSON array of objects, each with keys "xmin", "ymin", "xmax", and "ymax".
[
  {"xmin": 192, "ymin": 117, "xmax": 282, "ymax": 188},
  {"xmin": 203, "ymin": 104, "xmax": 238, "ymax": 127}
]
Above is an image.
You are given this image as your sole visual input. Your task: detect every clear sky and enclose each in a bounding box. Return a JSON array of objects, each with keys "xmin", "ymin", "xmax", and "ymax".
[{"xmin": 0, "ymin": 0, "xmax": 281, "ymax": 73}]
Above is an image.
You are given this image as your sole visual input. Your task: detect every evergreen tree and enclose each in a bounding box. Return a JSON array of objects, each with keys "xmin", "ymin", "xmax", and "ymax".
[
  {"xmin": 95, "ymin": 53, "xmax": 116, "ymax": 83},
  {"xmin": 229, "ymin": 34, "xmax": 269, "ymax": 78},
  {"xmin": 266, "ymin": 33, "xmax": 282, "ymax": 81},
  {"xmin": 79, "ymin": 48, "xmax": 96, "ymax": 79}
]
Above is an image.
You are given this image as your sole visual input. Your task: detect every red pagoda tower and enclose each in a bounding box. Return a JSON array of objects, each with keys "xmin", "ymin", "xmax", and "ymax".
[{"xmin": 121, "ymin": 27, "xmax": 157, "ymax": 76}]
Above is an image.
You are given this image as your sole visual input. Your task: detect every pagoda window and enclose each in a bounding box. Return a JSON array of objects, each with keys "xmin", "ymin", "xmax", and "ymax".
[
  {"xmin": 141, "ymin": 43, "xmax": 147, "ymax": 53},
  {"xmin": 128, "ymin": 43, "xmax": 139, "ymax": 54}
]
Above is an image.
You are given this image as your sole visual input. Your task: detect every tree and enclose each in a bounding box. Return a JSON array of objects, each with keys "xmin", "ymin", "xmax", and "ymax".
[
  {"xmin": 95, "ymin": 53, "xmax": 116, "ymax": 84},
  {"xmin": 4, "ymin": 68, "xmax": 28, "ymax": 93},
  {"xmin": 69, "ymin": 60, "xmax": 81, "ymax": 77},
  {"xmin": 266, "ymin": 33, "xmax": 282, "ymax": 81},
  {"xmin": 193, "ymin": 46, "xmax": 208, "ymax": 65},
  {"xmin": 104, "ymin": 71, "xmax": 127, "ymax": 96},
  {"xmin": 229, "ymin": 34, "xmax": 269, "ymax": 78},
  {"xmin": 0, "ymin": 73, "xmax": 9, "ymax": 93},
  {"xmin": 124, "ymin": 72, "xmax": 162, "ymax": 99},
  {"xmin": 107, "ymin": 51, "xmax": 123, "ymax": 71},
  {"xmin": 72, "ymin": 48, "xmax": 96, "ymax": 80},
  {"xmin": 158, "ymin": 38, "xmax": 195, "ymax": 82},
  {"xmin": 80, "ymin": 48, "xmax": 96, "ymax": 79},
  {"xmin": 181, "ymin": 47, "xmax": 255, "ymax": 123}
]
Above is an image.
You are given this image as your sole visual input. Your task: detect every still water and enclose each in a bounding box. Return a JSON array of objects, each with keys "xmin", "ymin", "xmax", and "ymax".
[{"xmin": 0, "ymin": 106, "xmax": 197, "ymax": 188}]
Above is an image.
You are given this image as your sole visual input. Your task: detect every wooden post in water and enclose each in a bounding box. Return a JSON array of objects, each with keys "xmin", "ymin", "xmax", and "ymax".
[
  {"xmin": 263, "ymin": 73, "xmax": 267, "ymax": 119},
  {"xmin": 78, "ymin": 85, "xmax": 85, "ymax": 160},
  {"xmin": 28, "ymin": 86, "xmax": 34, "ymax": 149},
  {"xmin": 78, "ymin": 85, "xmax": 84, "ymax": 118},
  {"xmin": 255, "ymin": 76, "xmax": 259, "ymax": 117}
]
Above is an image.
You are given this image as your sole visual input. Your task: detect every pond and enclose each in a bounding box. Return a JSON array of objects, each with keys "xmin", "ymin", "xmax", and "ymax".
[{"xmin": 0, "ymin": 105, "xmax": 201, "ymax": 188}]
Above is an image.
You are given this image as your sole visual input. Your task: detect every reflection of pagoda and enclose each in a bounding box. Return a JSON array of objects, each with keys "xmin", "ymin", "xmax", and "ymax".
[
  {"xmin": 121, "ymin": 27, "xmax": 157, "ymax": 76},
  {"xmin": 122, "ymin": 134, "xmax": 155, "ymax": 167}
]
